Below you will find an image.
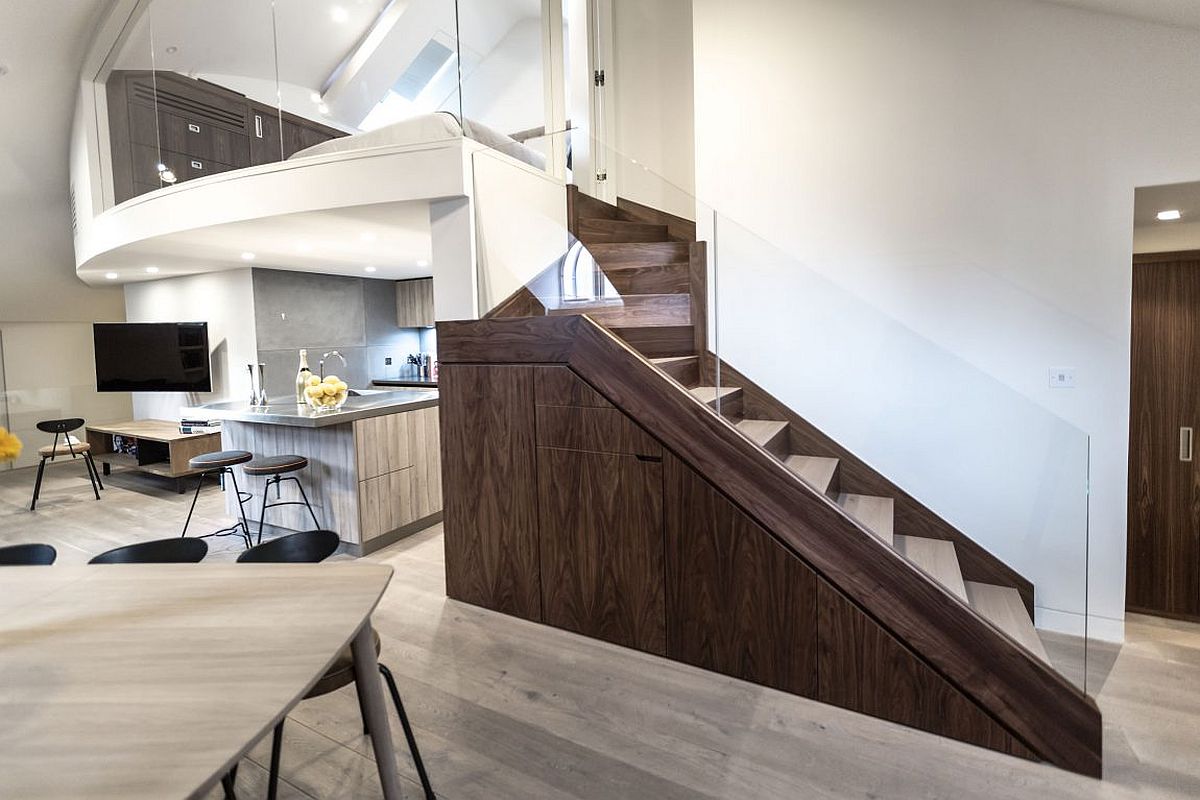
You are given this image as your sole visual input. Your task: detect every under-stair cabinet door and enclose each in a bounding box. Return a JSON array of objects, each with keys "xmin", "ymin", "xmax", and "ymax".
[
  {"xmin": 534, "ymin": 366, "xmax": 668, "ymax": 655},
  {"xmin": 1129, "ymin": 253, "xmax": 1200, "ymax": 620}
]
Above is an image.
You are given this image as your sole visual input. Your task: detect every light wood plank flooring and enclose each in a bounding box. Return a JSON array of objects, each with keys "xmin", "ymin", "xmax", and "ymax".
[{"xmin": 2, "ymin": 465, "xmax": 1199, "ymax": 798}]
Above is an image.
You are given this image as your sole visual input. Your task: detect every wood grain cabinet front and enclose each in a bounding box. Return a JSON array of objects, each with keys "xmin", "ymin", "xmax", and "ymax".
[{"xmin": 537, "ymin": 446, "xmax": 667, "ymax": 655}]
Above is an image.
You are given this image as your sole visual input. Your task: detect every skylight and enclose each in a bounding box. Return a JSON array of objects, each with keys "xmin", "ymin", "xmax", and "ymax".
[{"xmin": 393, "ymin": 39, "xmax": 455, "ymax": 101}]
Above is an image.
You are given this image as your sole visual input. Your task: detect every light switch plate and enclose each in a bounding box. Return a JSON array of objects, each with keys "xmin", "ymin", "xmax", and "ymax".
[{"xmin": 1049, "ymin": 368, "xmax": 1076, "ymax": 389}]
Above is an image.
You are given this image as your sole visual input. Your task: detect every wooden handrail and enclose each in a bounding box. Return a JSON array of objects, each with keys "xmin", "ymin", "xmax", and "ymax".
[{"xmin": 438, "ymin": 314, "xmax": 1102, "ymax": 778}]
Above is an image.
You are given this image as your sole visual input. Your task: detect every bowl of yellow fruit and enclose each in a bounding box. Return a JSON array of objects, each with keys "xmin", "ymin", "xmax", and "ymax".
[{"xmin": 304, "ymin": 374, "xmax": 349, "ymax": 412}]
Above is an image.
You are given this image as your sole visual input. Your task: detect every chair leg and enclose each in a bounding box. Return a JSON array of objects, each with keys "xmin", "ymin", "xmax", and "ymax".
[
  {"xmin": 181, "ymin": 472, "xmax": 208, "ymax": 537},
  {"xmin": 220, "ymin": 767, "xmax": 238, "ymax": 800},
  {"xmin": 257, "ymin": 476, "xmax": 272, "ymax": 546},
  {"xmin": 83, "ymin": 451, "xmax": 101, "ymax": 501},
  {"xmin": 268, "ymin": 720, "xmax": 284, "ymax": 800},
  {"xmin": 379, "ymin": 663, "xmax": 436, "ymax": 800},
  {"xmin": 30, "ymin": 458, "xmax": 46, "ymax": 511},
  {"xmin": 226, "ymin": 469, "xmax": 253, "ymax": 549},
  {"xmin": 86, "ymin": 452, "xmax": 104, "ymax": 490},
  {"xmin": 291, "ymin": 475, "xmax": 322, "ymax": 531}
]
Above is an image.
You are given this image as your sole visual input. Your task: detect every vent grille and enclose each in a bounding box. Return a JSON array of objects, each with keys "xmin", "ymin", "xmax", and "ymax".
[
  {"xmin": 129, "ymin": 81, "xmax": 244, "ymax": 128},
  {"xmin": 69, "ymin": 185, "xmax": 77, "ymax": 236}
]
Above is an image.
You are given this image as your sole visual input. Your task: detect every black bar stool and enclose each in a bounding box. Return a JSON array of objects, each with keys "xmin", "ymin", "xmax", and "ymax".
[
  {"xmin": 30, "ymin": 418, "xmax": 103, "ymax": 511},
  {"xmin": 181, "ymin": 450, "xmax": 254, "ymax": 548},
  {"xmin": 243, "ymin": 455, "xmax": 321, "ymax": 545}
]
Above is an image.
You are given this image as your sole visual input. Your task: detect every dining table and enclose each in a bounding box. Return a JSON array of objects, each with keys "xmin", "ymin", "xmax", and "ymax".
[{"xmin": 0, "ymin": 561, "xmax": 406, "ymax": 799}]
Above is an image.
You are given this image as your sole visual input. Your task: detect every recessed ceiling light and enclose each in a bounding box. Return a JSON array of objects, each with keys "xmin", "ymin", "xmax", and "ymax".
[
  {"xmin": 1158, "ymin": 209, "xmax": 1183, "ymax": 221},
  {"xmin": 416, "ymin": 259, "xmax": 429, "ymax": 268},
  {"xmin": 364, "ymin": 266, "xmax": 377, "ymax": 273},
  {"xmin": 317, "ymin": 103, "xmax": 330, "ymax": 115},
  {"xmin": 240, "ymin": 251, "xmax": 256, "ymax": 261},
  {"xmin": 145, "ymin": 266, "xmax": 159, "ymax": 274},
  {"xmin": 104, "ymin": 272, "xmax": 119, "ymax": 280},
  {"xmin": 359, "ymin": 231, "xmax": 376, "ymax": 242},
  {"xmin": 330, "ymin": 5, "xmax": 349, "ymax": 23},
  {"xmin": 310, "ymin": 91, "xmax": 322, "ymax": 103},
  {"xmin": 295, "ymin": 241, "xmax": 313, "ymax": 254}
]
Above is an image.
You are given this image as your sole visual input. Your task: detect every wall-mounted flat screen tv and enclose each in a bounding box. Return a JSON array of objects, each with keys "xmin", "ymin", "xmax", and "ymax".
[{"xmin": 94, "ymin": 322, "xmax": 212, "ymax": 393}]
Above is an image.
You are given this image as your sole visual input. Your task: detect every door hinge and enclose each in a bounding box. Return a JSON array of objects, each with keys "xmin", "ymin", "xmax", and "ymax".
[
  {"xmin": 594, "ymin": 69, "xmax": 605, "ymax": 87},
  {"xmin": 595, "ymin": 169, "xmax": 608, "ymax": 182}
]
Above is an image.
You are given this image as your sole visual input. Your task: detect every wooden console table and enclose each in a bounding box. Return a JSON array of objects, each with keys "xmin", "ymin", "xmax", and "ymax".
[{"xmin": 86, "ymin": 420, "xmax": 222, "ymax": 492}]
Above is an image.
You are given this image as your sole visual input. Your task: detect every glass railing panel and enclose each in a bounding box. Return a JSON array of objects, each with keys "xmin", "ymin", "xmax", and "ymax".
[
  {"xmin": 710, "ymin": 207, "xmax": 1095, "ymax": 694},
  {"xmin": 484, "ymin": 138, "xmax": 1097, "ymax": 695}
]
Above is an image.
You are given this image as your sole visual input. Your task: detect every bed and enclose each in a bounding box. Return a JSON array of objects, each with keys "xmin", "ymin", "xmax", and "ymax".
[{"xmin": 288, "ymin": 111, "xmax": 547, "ymax": 171}]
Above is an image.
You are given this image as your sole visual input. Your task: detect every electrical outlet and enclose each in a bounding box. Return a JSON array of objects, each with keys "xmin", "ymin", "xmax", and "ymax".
[
  {"xmin": 1049, "ymin": 368, "xmax": 1076, "ymax": 389},
  {"xmin": 385, "ymin": 357, "xmax": 393, "ymax": 366}
]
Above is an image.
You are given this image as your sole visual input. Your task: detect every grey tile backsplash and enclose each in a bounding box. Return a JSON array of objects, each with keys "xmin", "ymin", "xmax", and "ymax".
[{"xmin": 252, "ymin": 269, "xmax": 432, "ymax": 396}]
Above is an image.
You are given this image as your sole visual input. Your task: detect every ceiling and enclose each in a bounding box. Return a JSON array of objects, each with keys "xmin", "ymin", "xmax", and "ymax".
[
  {"xmin": 79, "ymin": 201, "xmax": 435, "ymax": 284},
  {"xmin": 1134, "ymin": 182, "xmax": 1200, "ymax": 229},
  {"xmin": 1040, "ymin": 0, "xmax": 1200, "ymax": 30}
]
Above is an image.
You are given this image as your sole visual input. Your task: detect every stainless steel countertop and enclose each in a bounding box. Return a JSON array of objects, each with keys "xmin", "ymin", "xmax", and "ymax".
[{"xmin": 185, "ymin": 389, "xmax": 438, "ymax": 428}]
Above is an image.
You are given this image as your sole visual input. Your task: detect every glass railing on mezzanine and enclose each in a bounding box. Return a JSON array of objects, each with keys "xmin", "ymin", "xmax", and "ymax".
[{"xmin": 473, "ymin": 135, "xmax": 1100, "ymax": 696}]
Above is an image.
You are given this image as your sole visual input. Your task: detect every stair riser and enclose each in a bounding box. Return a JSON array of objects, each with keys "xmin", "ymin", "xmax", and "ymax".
[
  {"xmin": 580, "ymin": 228, "xmax": 671, "ymax": 245},
  {"xmin": 587, "ymin": 242, "xmax": 691, "ymax": 268},
  {"xmin": 711, "ymin": 394, "xmax": 743, "ymax": 419},
  {"xmin": 612, "ymin": 325, "xmax": 695, "ymax": 358},
  {"xmin": 654, "ymin": 358, "xmax": 700, "ymax": 386},
  {"xmin": 758, "ymin": 426, "xmax": 790, "ymax": 459},
  {"xmin": 547, "ymin": 295, "xmax": 692, "ymax": 327},
  {"xmin": 603, "ymin": 263, "xmax": 690, "ymax": 296},
  {"xmin": 573, "ymin": 192, "xmax": 621, "ymax": 222}
]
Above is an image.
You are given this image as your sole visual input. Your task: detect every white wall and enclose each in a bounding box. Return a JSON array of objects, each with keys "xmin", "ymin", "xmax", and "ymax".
[
  {"xmin": 612, "ymin": 0, "xmax": 695, "ymax": 219},
  {"xmin": 0, "ymin": 323, "xmax": 133, "ymax": 471},
  {"xmin": 460, "ymin": 17, "xmax": 546, "ymax": 136},
  {"xmin": 693, "ymin": 0, "xmax": 1200, "ymax": 641},
  {"xmin": 123, "ymin": 270, "xmax": 258, "ymax": 420}
]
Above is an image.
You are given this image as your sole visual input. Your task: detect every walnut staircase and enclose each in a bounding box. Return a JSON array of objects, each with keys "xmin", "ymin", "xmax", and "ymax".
[{"xmin": 437, "ymin": 187, "xmax": 1100, "ymax": 778}]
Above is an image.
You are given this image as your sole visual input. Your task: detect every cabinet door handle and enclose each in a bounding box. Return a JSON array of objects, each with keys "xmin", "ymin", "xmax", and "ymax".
[
  {"xmin": 254, "ymin": 114, "xmax": 263, "ymax": 138},
  {"xmin": 191, "ymin": 160, "xmax": 203, "ymax": 170},
  {"xmin": 1182, "ymin": 427, "xmax": 1194, "ymax": 462},
  {"xmin": 188, "ymin": 123, "xmax": 201, "ymax": 133}
]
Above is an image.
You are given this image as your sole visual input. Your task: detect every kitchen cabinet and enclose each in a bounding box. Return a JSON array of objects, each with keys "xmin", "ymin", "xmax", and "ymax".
[{"xmin": 396, "ymin": 278, "xmax": 435, "ymax": 328}]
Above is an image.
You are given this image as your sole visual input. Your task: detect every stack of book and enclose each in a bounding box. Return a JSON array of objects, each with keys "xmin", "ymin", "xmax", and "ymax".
[{"xmin": 179, "ymin": 418, "xmax": 222, "ymax": 435}]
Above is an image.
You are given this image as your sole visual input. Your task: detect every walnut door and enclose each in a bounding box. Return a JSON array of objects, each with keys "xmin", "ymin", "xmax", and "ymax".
[{"xmin": 1129, "ymin": 255, "xmax": 1200, "ymax": 620}]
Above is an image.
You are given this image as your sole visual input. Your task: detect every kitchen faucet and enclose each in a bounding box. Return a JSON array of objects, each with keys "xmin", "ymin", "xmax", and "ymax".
[{"xmin": 319, "ymin": 350, "xmax": 347, "ymax": 381}]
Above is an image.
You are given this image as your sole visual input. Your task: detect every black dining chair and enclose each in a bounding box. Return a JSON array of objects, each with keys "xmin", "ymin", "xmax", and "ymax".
[
  {"xmin": 234, "ymin": 531, "xmax": 435, "ymax": 800},
  {"xmin": 0, "ymin": 543, "xmax": 57, "ymax": 565},
  {"xmin": 89, "ymin": 537, "xmax": 208, "ymax": 564},
  {"xmin": 30, "ymin": 418, "xmax": 103, "ymax": 511}
]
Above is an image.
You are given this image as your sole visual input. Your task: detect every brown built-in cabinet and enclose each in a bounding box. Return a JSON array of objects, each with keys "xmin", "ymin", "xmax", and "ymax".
[
  {"xmin": 442, "ymin": 363, "xmax": 1037, "ymax": 744},
  {"xmin": 106, "ymin": 70, "xmax": 346, "ymax": 204},
  {"xmin": 396, "ymin": 278, "xmax": 436, "ymax": 328}
]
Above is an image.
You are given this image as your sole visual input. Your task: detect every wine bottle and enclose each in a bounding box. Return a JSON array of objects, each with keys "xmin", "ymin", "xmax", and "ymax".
[{"xmin": 295, "ymin": 349, "xmax": 312, "ymax": 404}]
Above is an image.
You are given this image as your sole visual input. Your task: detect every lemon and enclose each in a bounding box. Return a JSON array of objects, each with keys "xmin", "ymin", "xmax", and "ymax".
[
  {"xmin": 306, "ymin": 375, "xmax": 321, "ymax": 387},
  {"xmin": 323, "ymin": 375, "xmax": 340, "ymax": 385}
]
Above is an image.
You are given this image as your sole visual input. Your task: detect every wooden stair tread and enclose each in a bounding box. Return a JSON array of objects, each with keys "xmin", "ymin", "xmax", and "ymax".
[
  {"xmin": 838, "ymin": 493, "xmax": 894, "ymax": 545},
  {"xmin": 964, "ymin": 581, "xmax": 1050, "ymax": 662},
  {"xmin": 894, "ymin": 535, "xmax": 967, "ymax": 601},
  {"xmin": 690, "ymin": 385, "xmax": 741, "ymax": 404},
  {"xmin": 784, "ymin": 455, "xmax": 839, "ymax": 495},
  {"xmin": 735, "ymin": 419, "xmax": 789, "ymax": 447}
]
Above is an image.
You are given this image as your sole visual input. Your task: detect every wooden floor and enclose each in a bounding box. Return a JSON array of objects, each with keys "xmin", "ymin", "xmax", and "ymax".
[{"xmin": 2, "ymin": 464, "xmax": 1199, "ymax": 799}]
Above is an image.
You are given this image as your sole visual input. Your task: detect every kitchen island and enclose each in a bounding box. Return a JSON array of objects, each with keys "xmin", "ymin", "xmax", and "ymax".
[{"xmin": 188, "ymin": 389, "xmax": 440, "ymax": 555}]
